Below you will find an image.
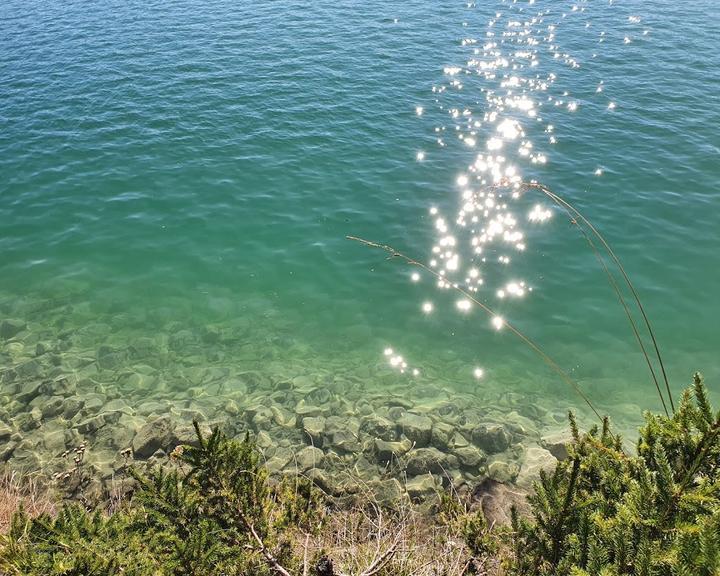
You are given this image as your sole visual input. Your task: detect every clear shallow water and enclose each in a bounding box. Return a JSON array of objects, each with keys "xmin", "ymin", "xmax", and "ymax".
[{"xmin": 1, "ymin": 0, "xmax": 719, "ymax": 456}]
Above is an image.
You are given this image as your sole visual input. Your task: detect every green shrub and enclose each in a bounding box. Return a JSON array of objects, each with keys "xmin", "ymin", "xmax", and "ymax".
[
  {"xmin": 0, "ymin": 423, "xmax": 323, "ymax": 576},
  {"xmin": 508, "ymin": 373, "xmax": 720, "ymax": 576}
]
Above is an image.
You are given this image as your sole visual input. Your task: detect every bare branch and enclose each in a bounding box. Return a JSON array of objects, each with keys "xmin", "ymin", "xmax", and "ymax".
[
  {"xmin": 302, "ymin": 532, "xmax": 310, "ymax": 576},
  {"xmin": 247, "ymin": 521, "xmax": 293, "ymax": 576},
  {"xmin": 359, "ymin": 536, "xmax": 401, "ymax": 576}
]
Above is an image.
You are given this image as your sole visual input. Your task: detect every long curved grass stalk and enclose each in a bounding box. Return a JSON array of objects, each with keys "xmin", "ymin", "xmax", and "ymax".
[
  {"xmin": 347, "ymin": 235, "xmax": 605, "ymax": 424},
  {"xmin": 521, "ymin": 181, "xmax": 675, "ymax": 413},
  {"xmin": 574, "ymin": 229, "xmax": 669, "ymax": 416},
  {"xmin": 512, "ymin": 180, "xmax": 668, "ymax": 415}
]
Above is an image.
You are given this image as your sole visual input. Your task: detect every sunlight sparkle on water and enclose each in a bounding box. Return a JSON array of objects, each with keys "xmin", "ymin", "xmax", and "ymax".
[
  {"xmin": 414, "ymin": 0, "xmax": 608, "ymax": 356},
  {"xmin": 528, "ymin": 205, "xmax": 552, "ymax": 222}
]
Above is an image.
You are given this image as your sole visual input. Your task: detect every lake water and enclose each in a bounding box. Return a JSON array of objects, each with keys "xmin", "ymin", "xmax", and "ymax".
[{"xmin": 1, "ymin": 0, "xmax": 719, "ymax": 484}]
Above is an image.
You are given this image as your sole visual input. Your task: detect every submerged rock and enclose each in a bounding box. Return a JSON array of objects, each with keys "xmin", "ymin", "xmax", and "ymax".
[
  {"xmin": 405, "ymin": 447, "xmax": 453, "ymax": 476},
  {"xmin": 103, "ymin": 398, "xmax": 134, "ymax": 415},
  {"xmin": 6, "ymin": 342, "xmax": 24, "ymax": 358},
  {"xmin": 296, "ymin": 446, "xmax": 324, "ymax": 471},
  {"xmin": 96, "ymin": 346, "xmax": 126, "ymax": 371},
  {"xmin": 405, "ymin": 474, "xmax": 441, "ymax": 499},
  {"xmin": 305, "ymin": 468, "xmax": 334, "ymax": 494},
  {"xmin": 454, "ymin": 445, "xmax": 486, "ymax": 470},
  {"xmin": 294, "ymin": 400, "xmax": 325, "ymax": 418},
  {"xmin": 168, "ymin": 330, "xmax": 195, "ymax": 351},
  {"xmin": 301, "ymin": 416, "xmax": 326, "ymax": 447},
  {"xmin": 17, "ymin": 380, "xmax": 43, "ymax": 403},
  {"xmin": 541, "ymin": 431, "xmax": 572, "ymax": 461},
  {"xmin": 372, "ymin": 478, "xmax": 405, "ymax": 504},
  {"xmin": 471, "ymin": 424, "xmax": 512, "ymax": 454},
  {"xmin": 132, "ymin": 416, "xmax": 179, "ymax": 459},
  {"xmin": 374, "ymin": 438, "xmax": 412, "ymax": 462},
  {"xmin": 17, "ymin": 360, "xmax": 43, "ymax": 380},
  {"xmin": 137, "ymin": 401, "xmax": 167, "ymax": 416},
  {"xmin": 430, "ymin": 421, "xmax": 455, "ymax": 450},
  {"xmin": 270, "ymin": 405, "xmax": 295, "ymax": 428},
  {"xmin": 82, "ymin": 394, "xmax": 106, "ymax": 413},
  {"xmin": 61, "ymin": 397, "xmax": 85, "ymax": 419},
  {"xmin": 10, "ymin": 441, "xmax": 41, "ymax": 470},
  {"xmin": 127, "ymin": 336, "xmax": 159, "ymax": 360},
  {"xmin": 255, "ymin": 431, "xmax": 273, "ymax": 450},
  {"xmin": 0, "ymin": 422, "xmax": 13, "ymax": 442},
  {"xmin": 398, "ymin": 413, "xmax": 433, "ymax": 447},
  {"xmin": 0, "ymin": 319, "xmax": 26, "ymax": 340},
  {"xmin": 487, "ymin": 459, "xmax": 519, "ymax": 483},
  {"xmin": 76, "ymin": 414, "xmax": 107, "ymax": 435},
  {"xmin": 516, "ymin": 445, "xmax": 557, "ymax": 489},
  {"xmin": 326, "ymin": 428, "xmax": 362, "ymax": 453},
  {"xmin": 38, "ymin": 396, "xmax": 65, "ymax": 419},
  {"xmin": 0, "ymin": 441, "xmax": 18, "ymax": 462},
  {"xmin": 360, "ymin": 415, "xmax": 396, "ymax": 441},
  {"xmin": 41, "ymin": 374, "xmax": 77, "ymax": 397}
]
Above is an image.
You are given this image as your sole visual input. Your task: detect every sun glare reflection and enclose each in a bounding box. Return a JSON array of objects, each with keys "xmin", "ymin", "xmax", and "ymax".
[
  {"xmin": 382, "ymin": 346, "xmax": 421, "ymax": 377},
  {"xmin": 405, "ymin": 0, "xmax": 629, "ymax": 376}
]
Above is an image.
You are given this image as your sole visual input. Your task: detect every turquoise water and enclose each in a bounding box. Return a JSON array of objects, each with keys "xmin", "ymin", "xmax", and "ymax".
[{"xmin": 1, "ymin": 0, "xmax": 719, "ymax": 473}]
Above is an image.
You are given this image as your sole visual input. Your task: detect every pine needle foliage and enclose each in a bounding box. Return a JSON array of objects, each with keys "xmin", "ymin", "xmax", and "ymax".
[
  {"xmin": 0, "ymin": 422, "xmax": 324, "ymax": 576},
  {"xmin": 509, "ymin": 373, "xmax": 720, "ymax": 576}
]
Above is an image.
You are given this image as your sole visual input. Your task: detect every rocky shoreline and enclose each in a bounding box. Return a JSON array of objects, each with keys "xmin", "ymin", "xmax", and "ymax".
[{"xmin": 0, "ymin": 313, "xmax": 628, "ymax": 510}]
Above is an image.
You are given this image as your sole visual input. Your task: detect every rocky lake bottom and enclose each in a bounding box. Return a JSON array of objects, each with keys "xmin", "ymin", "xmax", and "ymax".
[{"xmin": 0, "ymin": 288, "xmax": 646, "ymax": 513}]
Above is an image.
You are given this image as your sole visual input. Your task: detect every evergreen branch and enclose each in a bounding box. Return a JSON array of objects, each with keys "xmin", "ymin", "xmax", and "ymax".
[{"xmin": 551, "ymin": 457, "xmax": 581, "ymax": 567}]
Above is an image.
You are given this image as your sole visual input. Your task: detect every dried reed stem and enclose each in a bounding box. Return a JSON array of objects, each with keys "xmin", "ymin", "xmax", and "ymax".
[
  {"xmin": 522, "ymin": 181, "xmax": 674, "ymax": 413},
  {"xmin": 348, "ymin": 178, "xmax": 675, "ymax": 419},
  {"xmin": 347, "ymin": 235, "xmax": 604, "ymax": 424}
]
